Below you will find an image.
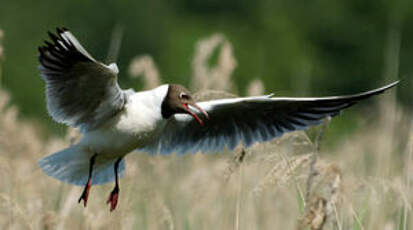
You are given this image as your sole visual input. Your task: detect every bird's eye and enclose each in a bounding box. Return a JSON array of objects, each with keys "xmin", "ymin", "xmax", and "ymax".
[{"xmin": 179, "ymin": 92, "xmax": 190, "ymax": 100}]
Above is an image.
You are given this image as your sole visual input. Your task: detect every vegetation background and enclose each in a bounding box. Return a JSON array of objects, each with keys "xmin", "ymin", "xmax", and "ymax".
[{"xmin": 0, "ymin": 0, "xmax": 412, "ymax": 229}]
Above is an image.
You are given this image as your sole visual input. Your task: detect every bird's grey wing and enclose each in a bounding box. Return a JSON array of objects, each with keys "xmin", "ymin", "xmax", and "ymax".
[
  {"xmin": 38, "ymin": 28, "xmax": 130, "ymax": 131},
  {"xmin": 141, "ymin": 81, "xmax": 398, "ymax": 155}
]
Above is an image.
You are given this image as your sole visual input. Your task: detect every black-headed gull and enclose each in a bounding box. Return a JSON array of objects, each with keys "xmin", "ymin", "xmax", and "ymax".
[{"xmin": 37, "ymin": 28, "xmax": 398, "ymax": 211}]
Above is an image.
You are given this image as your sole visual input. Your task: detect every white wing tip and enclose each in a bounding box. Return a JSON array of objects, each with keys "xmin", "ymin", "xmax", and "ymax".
[{"xmin": 108, "ymin": 63, "xmax": 119, "ymax": 74}]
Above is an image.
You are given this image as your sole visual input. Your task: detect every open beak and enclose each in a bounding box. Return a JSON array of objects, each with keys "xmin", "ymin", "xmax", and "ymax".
[{"xmin": 182, "ymin": 103, "xmax": 209, "ymax": 126}]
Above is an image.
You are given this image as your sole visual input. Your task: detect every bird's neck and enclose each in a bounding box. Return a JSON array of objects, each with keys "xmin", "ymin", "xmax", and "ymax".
[
  {"xmin": 160, "ymin": 84, "xmax": 175, "ymax": 119},
  {"xmin": 151, "ymin": 84, "xmax": 171, "ymax": 118}
]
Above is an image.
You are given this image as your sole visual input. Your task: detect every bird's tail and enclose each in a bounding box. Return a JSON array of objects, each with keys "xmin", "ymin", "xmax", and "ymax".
[{"xmin": 38, "ymin": 145, "xmax": 125, "ymax": 186}]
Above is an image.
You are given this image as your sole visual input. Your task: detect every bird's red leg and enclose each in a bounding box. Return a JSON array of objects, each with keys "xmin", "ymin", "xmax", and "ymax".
[
  {"xmin": 107, "ymin": 157, "xmax": 122, "ymax": 212},
  {"xmin": 78, "ymin": 153, "xmax": 97, "ymax": 207}
]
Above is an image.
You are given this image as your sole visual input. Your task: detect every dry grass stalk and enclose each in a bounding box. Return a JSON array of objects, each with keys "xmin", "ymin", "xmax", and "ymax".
[
  {"xmin": 298, "ymin": 163, "xmax": 342, "ymax": 230},
  {"xmin": 193, "ymin": 89, "xmax": 237, "ymax": 101},
  {"xmin": 0, "ymin": 29, "xmax": 4, "ymax": 60},
  {"xmin": 319, "ymin": 163, "xmax": 342, "ymax": 226},
  {"xmin": 41, "ymin": 211, "xmax": 58, "ymax": 230},
  {"xmin": 253, "ymin": 153, "xmax": 311, "ymax": 197},
  {"xmin": 106, "ymin": 24, "xmax": 124, "ymax": 64},
  {"xmin": 323, "ymin": 165, "xmax": 341, "ymax": 216},
  {"xmin": 0, "ymin": 193, "xmax": 34, "ymax": 230},
  {"xmin": 331, "ymin": 102, "xmax": 408, "ymax": 229},
  {"xmin": 296, "ymin": 117, "xmax": 346, "ymax": 230},
  {"xmin": 402, "ymin": 121, "xmax": 413, "ymax": 230},
  {"xmin": 384, "ymin": 222, "xmax": 396, "ymax": 230},
  {"xmin": 0, "ymin": 90, "xmax": 44, "ymax": 157},
  {"xmin": 128, "ymin": 55, "xmax": 162, "ymax": 89},
  {"xmin": 0, "ymin": 29, "xmax": 4, "ymax": 87},
  {"xmin": 250, "ymin": 132, "xmax": 313, "ymax": 165},
  {"xmin": 375, "ymin": 12, "xmax": 401, "ymax": 179},
  {"xmin": 191, "ymin": 33, "xmax": 237, "ymax": 92},
  {"xmin": 150, "ymin": 194, "xmax": 175, "ymax": 230},
  {"xmin": 247, "ymin": 79, "xmax": 265, "ymax": 96},
  {"xmin": 56, "ymin": 188, "xmax": 80, "ymax": 230},
  {"xmin": 305, "ymin": 117, "xmax": 330, "ymax": 203},
  {"xmin": 224, "ymin": 147, "xmax": 247, "ymax": 182},
  {"xmin": 234, "ymin": 149, "xmax": 245, "ymax": 230},
  {"xmin": 0, "ymin": 88, "xmax": 69, "ymax": 230},
  {"xmin": 302, "ymin": 195, "xmax": 327, "ymax": 230}
]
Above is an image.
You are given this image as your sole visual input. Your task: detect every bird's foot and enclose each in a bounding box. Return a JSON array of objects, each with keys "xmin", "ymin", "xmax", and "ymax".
[
  {"xmin": 106, "ymin": 186, "xmax": 119, "ymax": 212},
  {"xmin": 78, "ymin": 179, "xmax": 91, "ymax": 207}
]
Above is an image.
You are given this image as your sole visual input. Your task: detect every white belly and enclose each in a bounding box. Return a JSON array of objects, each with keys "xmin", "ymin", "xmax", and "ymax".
[{"xmin": 77, "ymin": 90, "xmax": 167, "ymax": 157}]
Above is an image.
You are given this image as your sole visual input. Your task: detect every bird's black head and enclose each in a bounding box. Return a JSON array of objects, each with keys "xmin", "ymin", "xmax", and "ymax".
[{"xmin": 161, "ymin": 84, "xmax": 209, "ymax": 125}]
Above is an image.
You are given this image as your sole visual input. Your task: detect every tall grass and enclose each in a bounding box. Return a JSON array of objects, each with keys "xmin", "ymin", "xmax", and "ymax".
[
  {"xmin": 0, "ymin": 29, "xmax": 4, "ymax": 87},
  {"xmin": 0, "ymin": 30, "xmax": 410, "ymax": 230}
]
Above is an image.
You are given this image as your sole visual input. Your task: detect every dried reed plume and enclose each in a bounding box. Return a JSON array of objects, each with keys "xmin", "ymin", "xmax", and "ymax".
[
  {"xmin": 0, "ymin": 29, "xmax": 4, "ymax": 60},
  {"xmin": 191, "ymin": 33, "xmax": 237, "ymax": 92},
  {"xmin": 247, "ymin": 79, "xmax": 265, "ymax": 96},
  {"xmin": 305, "ymin": 117, "xmax": 330, "ymax": 203},
  {"xmin": 0, "ymin": 29, "xmax": 4, "ymax": 87},
  {"xmin": 129, "ymin": 55, "xmax": 162, "ymax": 89},
  {"xmin": 223, "ymin": 147, "xmax": 247, "ymax": 182},
  {"xmin": 253, "ymin": 153, "xmax": 311, "ymax": 197},
  {"xmin": 298, "ymin": 163, "xmax": 342, "ymax": 230}
]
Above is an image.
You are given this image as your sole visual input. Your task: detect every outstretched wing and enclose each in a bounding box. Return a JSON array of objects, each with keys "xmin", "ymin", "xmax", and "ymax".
[
  {"xmin": 141, "ymin": 81, "xmax": 398, "ymax": 154},
  {"xmin": 38, "ymin": 28, "xmax": 129, "ymax": 131}
]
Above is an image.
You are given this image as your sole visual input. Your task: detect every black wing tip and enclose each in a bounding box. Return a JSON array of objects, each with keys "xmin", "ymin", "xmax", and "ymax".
[
  {"xmin": 383, "ymin": 80, "xmax": 399, "ymax": 89},
  {"xmin": 48, "ymin": 30, "xmax": 62, "ymax": 43},
  {"xmin": 56, "ymin": 27, "xmax": 69, "ymax": 34},
  {"xmin": 38, "ymin": 46, "xmax": 47, "ymax": 57},
  {"xmin": 366, "ymin": 80, "xmax": 399, "ymax": 96},
  {"xmin": 338, "ymin": 80, "xmax": 400, "ymax": 102},
  {"xmin": 38, "ymin": 26, "xmax": 93, "ymax": 72},
  {"xmin": 44, "ymin": 27, "xmax": 70, "ymax": 46}
]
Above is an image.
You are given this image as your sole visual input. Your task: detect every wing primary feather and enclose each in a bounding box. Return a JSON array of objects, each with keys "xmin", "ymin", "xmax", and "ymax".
[
  {"xmin": 48, "ymin": 32, "xmax": 65, "ymax": 48},
  {"xmin": 291, "ymin": 115, "xmax": 321, "ymax": 127},
  {"xmin": 294, "ymin": 112, "xmax": 323, "ymax": 121},
  {"xmin": 235, "ymin": 121, "xmax": 248, "ymax": 147},
  {"xmin": 210, "ymin": 140, "xmax": 218, "ymax": 154},
  {"xmin": 250, "ymin": 121, "xmax": 264, "ymax": 143},
  {"xmin": 218, "ymin": 125, "xmax": 232, "ymax": 151},
  {"xmin": 191, "ymin": 138, "xmax": 202, "ymax": 154},
  {"xmin": 273, "ymin": 123, "xmax": 284, "ymax": 135},
  {"xmin": 216, "ymin": 136, "xmax": 226, "ymax": 153},
  {"xmin": 206, "ymin": 130, "xmax": 218, "ymax": 153},
  {"xmin": 229, "ymin": 120, "xmax": 240, "ymax": 150},
  {"xmin": 285, "ymin": 116, "xmax": 307, "ymax": 128},
  {"xmin": 40, "ymin": 52, "xmax": 67, "ymax": 69},
  {"xmin": 278, "ymin": 117, "xmax": 296, "ymax": 131},
  {"xmin": 189, "ymin": 128, "xmax": 205, "ymax": 154},
  {"xmin": 39, "ymin": 56, "xmax": 62, "ymax": 71},
  {"xmin": 256, "ymin": 120, "xmax": 270, "ymax": 141},
  {"xmin": 265, "ymin": 119, "xmax": 277, "ymax": 137},
  {"xmin": 208, "ymin": 132, "xmax": 218, "ymax": 154},
  {"xmin": 241, "ymin": 122, "xmax": 254, "ymax": 147},
  {"xmin": 200, "ymin": 138, "xmax": 210, "ymax": 154}
]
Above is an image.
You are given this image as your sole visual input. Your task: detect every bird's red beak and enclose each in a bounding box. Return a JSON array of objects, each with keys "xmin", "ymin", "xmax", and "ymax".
[{"xmin": 182, "ymin": 103, "xmax": 209, "ymax": 126}]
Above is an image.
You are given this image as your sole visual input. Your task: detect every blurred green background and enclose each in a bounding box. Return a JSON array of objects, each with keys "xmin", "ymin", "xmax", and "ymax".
[{"xmin": 0, "ymin": 0, "xmax": 411, "ymax": 137}]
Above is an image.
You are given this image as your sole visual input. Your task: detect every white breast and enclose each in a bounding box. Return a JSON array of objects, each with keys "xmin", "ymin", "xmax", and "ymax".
[{"xmin": 77, "ymin": 85, "xmax": 169, "ymax": 156}]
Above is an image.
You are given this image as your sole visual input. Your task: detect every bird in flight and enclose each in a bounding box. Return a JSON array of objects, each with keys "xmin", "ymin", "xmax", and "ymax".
[{"xmin": 37, "ymin": 28, "xmax": 398, "ymax": 212}]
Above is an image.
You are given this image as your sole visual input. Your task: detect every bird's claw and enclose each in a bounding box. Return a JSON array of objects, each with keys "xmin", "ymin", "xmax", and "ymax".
[
  {"xmin": 78, "ymin": 179, "xmax": 91, "ymax": 207},
  {"xmin": 107, "ymin": 187, "xmax": 119, "ymax": 212}
]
